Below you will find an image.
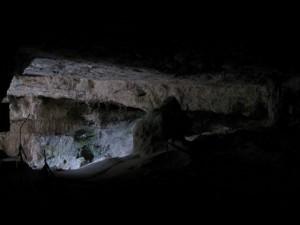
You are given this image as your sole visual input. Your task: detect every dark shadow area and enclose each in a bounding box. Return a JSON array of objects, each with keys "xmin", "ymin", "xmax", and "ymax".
[
  {"xmin": 1, "ymin": 126, "xmax": 300, "ymax": 222},
  {"xmin": 0, "ymin": 103, "xmax": 9, "ymax": 131}
]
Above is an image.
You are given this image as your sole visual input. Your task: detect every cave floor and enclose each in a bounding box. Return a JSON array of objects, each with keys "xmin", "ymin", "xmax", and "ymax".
[{"xmin": 1, "ymin": 126, "xmax": 300, "ymax": 223}]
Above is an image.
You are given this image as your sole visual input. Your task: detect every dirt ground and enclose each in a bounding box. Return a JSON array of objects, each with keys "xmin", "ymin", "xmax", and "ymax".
[{"xmin": 1, "ymin": 126, "xmax": 300, "ymax": 223}]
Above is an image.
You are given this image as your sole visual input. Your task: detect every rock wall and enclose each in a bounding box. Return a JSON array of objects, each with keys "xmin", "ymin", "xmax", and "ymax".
[
  {"xmin": 8, "ymin": 57, "xmax": 273, "ymax": 115},
  {"xmin": 0, "ymin": 52, "xmax": 282, "ymax": 168}
]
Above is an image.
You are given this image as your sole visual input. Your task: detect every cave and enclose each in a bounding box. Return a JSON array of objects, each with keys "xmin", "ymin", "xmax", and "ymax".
[{"xmin": 1, "ymin": 9, "xmax": 300, "ymax": 222}]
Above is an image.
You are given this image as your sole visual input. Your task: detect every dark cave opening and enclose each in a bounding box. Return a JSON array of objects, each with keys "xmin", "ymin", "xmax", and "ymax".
[
  {"xmin": 1, "ymin": 12, "xmax": 300, "ymax": 221},
  {"xmin": 0, "ymin": 103, "xmax": 9, "ymax": 132}
]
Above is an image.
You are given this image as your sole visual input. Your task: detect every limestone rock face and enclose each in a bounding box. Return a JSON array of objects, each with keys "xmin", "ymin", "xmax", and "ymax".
[
  {"xmin": 0, "ymin": 51, "xmax": 281, "ymax": 169},
  {"xmin": 8, "ymin": 57, "xmax": 273, "ymax": 115}
]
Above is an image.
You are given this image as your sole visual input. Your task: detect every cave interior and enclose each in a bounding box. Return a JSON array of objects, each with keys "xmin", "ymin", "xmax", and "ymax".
[{"xmin": 0, "ymin": 11, "xmax": 300, "ymax": 222}]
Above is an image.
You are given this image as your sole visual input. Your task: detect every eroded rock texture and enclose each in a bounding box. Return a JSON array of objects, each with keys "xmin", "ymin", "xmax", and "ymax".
[
  {"xmin": 0, "ymin": 50, "xmax": 283, "ymax": 169},
  {"xmin": 8, "ymin": 56, "xmax": 275, "ymax": 116}
]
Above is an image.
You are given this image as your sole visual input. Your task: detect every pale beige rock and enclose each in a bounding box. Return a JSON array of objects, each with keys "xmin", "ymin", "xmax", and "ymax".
[
  {"xmin": 8, "ymin": 57, "xmax": 273, "ymax": 115},
  {"xmin": 0, "ymin": 54, "xmax": 280, "ymax": 166}
]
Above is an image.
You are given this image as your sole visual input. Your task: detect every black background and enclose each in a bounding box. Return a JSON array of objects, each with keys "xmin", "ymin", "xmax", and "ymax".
[{"xmin": 2, "ymin": 4, "xmax": 300, "ymax": 71}]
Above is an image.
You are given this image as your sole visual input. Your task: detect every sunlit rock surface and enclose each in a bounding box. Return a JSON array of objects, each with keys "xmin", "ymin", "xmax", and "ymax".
[
  {"xmin": 29, "ymin": 123, "xmax": 136, "ymax": 169},
  {"xmin": 0, "ymin": 51, "xmax": 281, "ymax": 170}
]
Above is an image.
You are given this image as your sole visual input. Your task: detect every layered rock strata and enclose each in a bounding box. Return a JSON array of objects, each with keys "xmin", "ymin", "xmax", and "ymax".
[{"xmin": 0, "ymin": 52, "xmax": 281, "ymax": 169}]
